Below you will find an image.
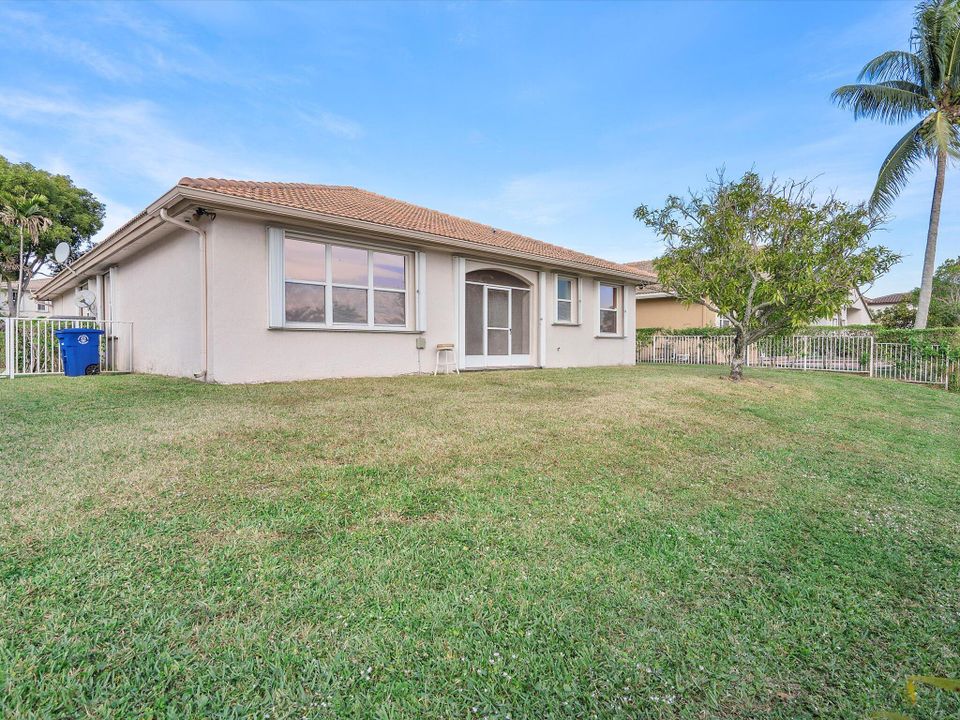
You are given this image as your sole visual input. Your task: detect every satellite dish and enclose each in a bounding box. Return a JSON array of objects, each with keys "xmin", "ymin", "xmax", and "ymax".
[
  {"xmin": 54, "ymin": 242, "xmax": 70, "ymax": 264},
  {"xmin": 76, "ymin": 289, "xmax": 96, "ymax": 309}
]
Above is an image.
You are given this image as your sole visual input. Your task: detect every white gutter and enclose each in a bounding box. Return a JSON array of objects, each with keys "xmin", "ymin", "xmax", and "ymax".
[{"xmin": 158, "ymin": 209, "xmax": 208, "ymax": 381}]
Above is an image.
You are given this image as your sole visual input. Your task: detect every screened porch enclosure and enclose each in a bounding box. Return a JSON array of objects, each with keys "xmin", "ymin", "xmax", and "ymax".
[{"xmin": 464, "ymin": 269, "xmax": 532, "ymax": 368}]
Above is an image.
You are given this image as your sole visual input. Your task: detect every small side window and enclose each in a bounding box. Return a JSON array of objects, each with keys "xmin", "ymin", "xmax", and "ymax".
[
  {"xmin": 599, "ymin": 283, "xmax": 621, "ymax": 335},
  {"xmin": 556, "ymin": 275, "xmax": 577, "ymax": 323}
]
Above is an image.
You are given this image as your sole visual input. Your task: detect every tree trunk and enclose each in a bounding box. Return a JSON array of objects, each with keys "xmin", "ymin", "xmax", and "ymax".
[
  {"xmin": 15, "ymin": 225, "xmax": 24, "ymax": 317},
  {"xmin": 4, "ymin": 278, "xmax": 13, "ymax": 319},
  {"xmin": 729, "ymin": 331, "xmax": 745, "ymax": 381},
  {"xmin": 915, "ymin": 145, "xmax": 947, "ymax": 329}
]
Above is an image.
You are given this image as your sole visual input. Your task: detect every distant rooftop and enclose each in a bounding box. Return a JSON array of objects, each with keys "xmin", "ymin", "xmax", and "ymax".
[
  {"xmin": 866, "ymin": 292, "xmax": 910, "ymax": 305},
  {"xmin": 625, "ymin": 260, "xmax": 668, "ymax": 295}
]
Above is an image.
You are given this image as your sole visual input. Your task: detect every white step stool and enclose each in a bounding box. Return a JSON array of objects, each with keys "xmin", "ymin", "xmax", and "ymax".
[{"xmin": 434, "ymin": 343, "xmax": 459, "ymax": 375}]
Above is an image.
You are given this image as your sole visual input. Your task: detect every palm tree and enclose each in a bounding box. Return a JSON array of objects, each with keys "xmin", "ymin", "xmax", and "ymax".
[
  {"xmin": 832, "ymin": 0, "xmax": 960, "ymax": 329},
  {"xmin": 0, "ymin": 194, "xmax": 52, "ymax": 317}
]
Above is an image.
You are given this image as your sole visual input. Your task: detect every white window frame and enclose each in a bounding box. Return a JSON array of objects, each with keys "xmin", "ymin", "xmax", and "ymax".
[
  {"xmin": 554, "ymin": 274, "xmax": 579, "ymax": 325},
  {"xmin": 597, "ymin": 282, "xmax": 623, "ymax": 337},
  {"xmin": 269, "ymin": 228, "xmax": 417, "ymax": 331}
]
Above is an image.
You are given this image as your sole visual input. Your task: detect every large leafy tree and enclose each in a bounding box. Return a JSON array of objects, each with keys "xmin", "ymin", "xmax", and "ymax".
[
  {"xmin": 831, "ymin": 0, "xmax": 960, "ymax": 329},
  {"xmin": 929, "ymin": 255, "xmax": 960, "ymax": 324},
  {"xmin": 0, "ymin": 156, "xmax": 105, "ymax": 316},
  {"xmin": 635, "ymin": 172, "xmax": 899, "ymax": 381}
]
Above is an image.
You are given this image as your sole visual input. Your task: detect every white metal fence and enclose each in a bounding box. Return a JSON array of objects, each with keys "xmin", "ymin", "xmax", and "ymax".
[
  {"xmin": 638, "ymin": 334, "xmax": 955, "ymax": 390},
  {"xmin": 1, "ymin": 318, "xmax": 133, "ymax": 378}
]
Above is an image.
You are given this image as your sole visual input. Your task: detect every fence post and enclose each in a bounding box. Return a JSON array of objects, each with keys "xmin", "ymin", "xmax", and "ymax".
[
  {"xmin": 868, "ymin": 336, "xmax": 875, "ymax": 378},
  {"xmin": 5, "ymin": 318, "xmax": 14, "ymax": 379}
]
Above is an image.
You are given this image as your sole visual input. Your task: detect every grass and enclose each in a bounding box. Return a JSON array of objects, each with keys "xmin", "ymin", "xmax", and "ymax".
[{"xmin": 1, "ymin": 365, "xmax": 958, "ymax": 719}]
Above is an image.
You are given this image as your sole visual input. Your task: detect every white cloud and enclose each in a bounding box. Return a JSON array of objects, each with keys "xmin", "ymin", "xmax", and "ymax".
[
  {"xmin": 0, "ymin": 4, "xmax": 276, "ymax": 89},
  {"xmin": 0, "ymin": 8, "xmax": 135, "ymax": 82},
  {"xmin": 0, "ymin": 91, "xmax": 209, "ymax": 186},
  {"xmin": 297, "ymin": 110, "xmax": 365, "ymax": 140},
  {"xmin": 482, "ymin": 172, "xmax": 609, "ymax": 228},
  {"xmin": 95, "ymin": 197, "xmax": 140, "ymax": 242}
]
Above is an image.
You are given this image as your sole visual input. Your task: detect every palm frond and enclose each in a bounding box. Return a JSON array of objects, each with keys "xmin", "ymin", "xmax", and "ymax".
[
  {"xmin": 871, "ymin": 119, "xmax": 928, "ymax": 212},
  {"xmin": 931, "ymin": 0, "xmax": 960, "ymax": 80},
  {"xmin": 912, "ymin": 1, "xmax": 943, "ymax": 87},
  {"xmin": 879, "ymin": 79, "xmax": 931, "ymax": 95},
  {"xmin": 831, "ymin": 83, "xmax": 934, "ymax": 123},
  {"xmin": 920, "ymin": 110, "xmax": 960, "ymax": 157},
  {"xmin": 942, "ymin": 1, "xmax": 960, "ymax": 86},
  {"xmin": 858, "ymin": 49, "xmax": 927, "ymax": 86},
  {"xmin": 913, "ymin": 0, "xmax": 960, "ymax": 85}
]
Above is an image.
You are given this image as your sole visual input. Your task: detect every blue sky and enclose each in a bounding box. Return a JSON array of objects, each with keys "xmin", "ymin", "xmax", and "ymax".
[{"xmin": 1, "ymin": 0, "xmax": 956, "ymax": 295}]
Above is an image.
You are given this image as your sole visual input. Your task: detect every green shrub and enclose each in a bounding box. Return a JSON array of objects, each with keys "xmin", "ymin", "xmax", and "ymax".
[{"xmin": 636, "ymin": 326, "xmax": 735, "ymax": 344}]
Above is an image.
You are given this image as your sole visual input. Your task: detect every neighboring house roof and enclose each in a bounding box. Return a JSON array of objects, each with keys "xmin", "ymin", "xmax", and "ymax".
[
  {"xmin": 624, "ymin": 259, "xmax": 657, "ymax": 277},
  {"xmin": 1, "ymin": 277, "xmax": 49, "ymax": 298},
  {"xmin": 625, "ymin": 260, "xmax": 671, "ymax": 296},
  {"xmin": 28, "ymin": 277, "xmax": 50, "ymax": 295},
  {"xmin": 866, "ymin": 292, "xmax": 910, "ymax": 305},
  {"xmin": 180, "ymin": 178, "xmax": 649, "ymax": 280}
]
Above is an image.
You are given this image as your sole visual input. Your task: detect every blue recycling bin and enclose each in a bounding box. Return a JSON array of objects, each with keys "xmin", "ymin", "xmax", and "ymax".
[{"xmin": 55, "ymin": 328, "xmax": 104, "ymax": 376}]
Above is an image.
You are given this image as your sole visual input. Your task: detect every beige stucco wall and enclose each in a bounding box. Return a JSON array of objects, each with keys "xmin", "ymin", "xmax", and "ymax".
[
  {"xmin": 49, "ymin": 228, "xmax": 202, "ymax": 378},
  {"xmin": 3, "ymin": 285, "xmax": 52, "ymax": 317},
  {"xmin": 638, "ymin": 290, "xmax": 876, "ymax": 329},
  {"xmin": 206, "ymin": 214, "xmax": 635, "ymax": 383},
  {"xmin": 809, "ymin": 290, "xmax": 874, "ymax": 326},
  {"xmin": 206, "ymin": 213, "xmax": 458, "ymax": 383},
  {"xmin": 636, "ymin": 296, "xmax": 717, "ymax": 329},
  {"xmin": 544, "ymin": 275, "xmax": 636, "ymax": 368},
  {"xmin": 49, "ymin": 212, "xmax": 637, "ymax": 383}
]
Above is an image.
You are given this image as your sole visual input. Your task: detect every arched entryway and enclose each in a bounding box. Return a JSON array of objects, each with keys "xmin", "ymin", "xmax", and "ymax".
[{"xmin": 464, "ymin": 269, "xmax": 531, "ymax": 368}]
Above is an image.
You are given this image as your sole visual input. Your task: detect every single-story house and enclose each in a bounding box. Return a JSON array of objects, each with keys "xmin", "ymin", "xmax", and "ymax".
[
  {"xmin": 626, "ymin": 260, "xmax": 721, "ymax": 328},
  {"xmin": 2, "ymin": 277, "xmax": 53, "ymax": 317},
  {"xmin": 38, "ymin": 178, "xmax": 648, "ymax": 383},
  {"xmin": 809, "ymin": 289, "xmax": 872, "ymax": 326},
  {"xmin": 628, "ymin": 259, "xmax": 878, "ymax": 328},
  {"xmin": 865, "ymin": 292, "xmax": 911, "ymax": 315}
]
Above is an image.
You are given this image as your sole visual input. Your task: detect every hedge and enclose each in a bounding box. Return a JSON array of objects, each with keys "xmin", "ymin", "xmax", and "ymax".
[{"xmin": 638, "ymin": 325, "xmax": 960, "ymax": 347}]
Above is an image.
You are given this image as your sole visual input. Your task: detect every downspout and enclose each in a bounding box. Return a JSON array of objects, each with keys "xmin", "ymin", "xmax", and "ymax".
[{"xmin": 158, "ymin": 209, "xmax": 208, "ymax": 380}]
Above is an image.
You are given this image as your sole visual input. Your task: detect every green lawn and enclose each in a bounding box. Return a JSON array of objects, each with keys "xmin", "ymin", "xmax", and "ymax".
[{"xmin": 1, "ymin": 366, "xmax": 959, "ymax": 719}]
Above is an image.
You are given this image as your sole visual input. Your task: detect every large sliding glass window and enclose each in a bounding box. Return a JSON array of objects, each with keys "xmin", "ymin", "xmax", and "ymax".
[{"xmin": 283, "ymin": 235, "xmax": 408, "ymax": 328}]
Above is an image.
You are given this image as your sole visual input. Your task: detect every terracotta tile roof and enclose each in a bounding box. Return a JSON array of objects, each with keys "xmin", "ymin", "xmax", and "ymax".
[
  {"xmin": 625, "ymin": 260, "xmax": 670, "ymax": 295},
  {"xmin": 625, "ymin": 259, "xmax": 656, "ymax": 276},
  {"xmin": 179, "ymin": 178, "xmax": 648, "ymax": 279},
  {"xmin": 866, "ymin": 292, "xmax": 910, "ymax": 305}
]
